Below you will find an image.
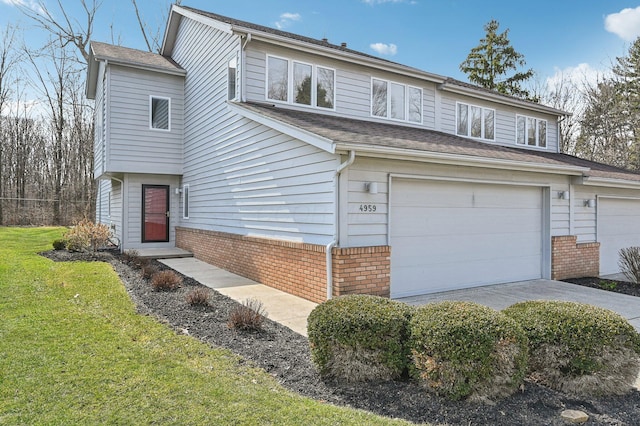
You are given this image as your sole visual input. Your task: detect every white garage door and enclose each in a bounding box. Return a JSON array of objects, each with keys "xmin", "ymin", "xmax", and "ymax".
[
  {"xmin": 598, "ymin": 198, "xmax": 640, "ymax": 275},
  {"xmin": 390, "ymin": 179, "xmax": 544, "ymax": 298}
]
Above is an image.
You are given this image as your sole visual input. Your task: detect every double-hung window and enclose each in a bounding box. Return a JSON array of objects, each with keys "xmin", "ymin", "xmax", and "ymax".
[
  {"xmin": 228, "ymin": 56, "xmax": 238, "ymax": 101},
  {"xmin": 456, "ymin": 102, "xmax": 495, "ymax": 140},
  {"xmin": 266, "ymin": 55, "xmax": 335, "ymax": 110},
  {"xmin": 371, "ymin": 78, "xmax": 422, "ymax": 123},
  {"xmin": 516, "ymin": 115, "xmax": 547, "ymax": 148},
  {"xmin": 150, "ymin": 96, "xmax": 170, "ymax": 131}
]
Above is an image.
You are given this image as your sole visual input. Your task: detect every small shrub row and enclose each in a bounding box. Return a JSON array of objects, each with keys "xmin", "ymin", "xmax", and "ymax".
[
  {"xmin": 503, "ymin": 300, "xmax": 640, "ymax": 396},
  {"xmin": 308, "ymin": 295, "xmax": 413, "ymax": 382},
  {"xmin": 308, "ymin": 295, "xmax": 640, "ymax": 402},
  {"xmin": 151, "ymin": 270, "xmax": 182, "ymax": 291}
]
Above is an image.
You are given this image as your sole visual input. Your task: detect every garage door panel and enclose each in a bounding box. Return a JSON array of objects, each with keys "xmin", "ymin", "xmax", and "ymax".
[
  {"xmin": 390, "ymin": 179, "xmax": 543, "ymax": 298},
  {"xmin": 599, "ymin": 198, "xmax": 640, "ymax": 275},
  {"xmin": 392, "ymin": 208, "xmax": 541, "ymax": 237}
]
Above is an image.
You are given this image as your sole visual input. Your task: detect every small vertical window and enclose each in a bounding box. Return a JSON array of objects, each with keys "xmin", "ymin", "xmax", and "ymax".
[
  {"xmin": 470, "ymin": 106, "xmax": 482, "ymax": 138},
  {"xmin": 316, "ymin": 66, "xmax": 335, "ymax": 109},
  {"xmin": 538, "ymin": 120, "xmax": 547, "ymax": 148},
  {"xmin": 408, "ymin": 86, "xmax": 422, "ymax": 123},
  {"xmin": 516, "ymin": 116, "xmax": 526, "ymax": 145},
  {"xmin": 150, "ymin": 96, "xmax": 170, "ymax": 130},
  {"xmin": 267, "ymin": 56, "xmax": 288, "ymax": 102},
  {"xmin": 484, "ymin": 109, "xmax": 495, "ymax": 140},
  {"xmin": 293, "ymin": 62, "xmax": 312, "ymax": 105},
  {"xmin": 371, "ymin": 78, "xmax": 387, "ymax": 117},
  {"xmin": 182, "ymin": 185, "xmax": 189, "ymax": 219},
  {"xmin": 457, "ymin": 103, "xmax": 468, "ymax": 136},
  {"xmin": 389, "ymin": 82, "xmax": 405, "ymax": 120},
  {"xmin": 228, "ymin": 57, "xmax": 237, "ymax": 100}
]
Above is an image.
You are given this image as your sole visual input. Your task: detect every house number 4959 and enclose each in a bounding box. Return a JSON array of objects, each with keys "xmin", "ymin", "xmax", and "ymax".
[{"xmin": 359, "ymin": 204, "xmax": 377, "ymax": 212}]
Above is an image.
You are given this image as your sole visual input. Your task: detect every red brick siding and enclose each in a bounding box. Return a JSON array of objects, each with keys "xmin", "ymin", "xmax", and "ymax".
[
  {"xmin": 332, "ymin": 246, "xmax": 391, "ymax": 298},
  {"xmin": 176, "ymin": 227, "xmax": 391, "ymax": 303},
  {"xmin": 551, "ymin": 235, "xmax": 600, "ymax": 280}
]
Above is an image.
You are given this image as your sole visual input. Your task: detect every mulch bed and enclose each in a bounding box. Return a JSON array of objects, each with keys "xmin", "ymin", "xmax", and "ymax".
[
  {"xmin": 42, "ymin": 249, "xmax": 640, "ymax": 425},
  {"xmin": 564, "ymin": 276, "xmax": 640, "ymax": 298}
]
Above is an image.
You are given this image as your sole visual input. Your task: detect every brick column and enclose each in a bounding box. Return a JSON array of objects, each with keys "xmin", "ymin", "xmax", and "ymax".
[{"xmin": 551, "ymin": 235, "xmax": 600, "ymax": 280}]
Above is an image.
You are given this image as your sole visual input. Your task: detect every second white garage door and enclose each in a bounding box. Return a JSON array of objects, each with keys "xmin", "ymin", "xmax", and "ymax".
[
  {"xmin": 390, "ymin": 178, "xmax": 544, "ymax": 298},
  {"xmin": 598, "ymin": 197, "xmax": 640, "ymax": 275}
]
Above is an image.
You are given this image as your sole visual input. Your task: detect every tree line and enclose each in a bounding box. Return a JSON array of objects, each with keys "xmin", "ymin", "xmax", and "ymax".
[{"xmin": 0, "ymin": 7, "xmax": 638, "ymax": 225}]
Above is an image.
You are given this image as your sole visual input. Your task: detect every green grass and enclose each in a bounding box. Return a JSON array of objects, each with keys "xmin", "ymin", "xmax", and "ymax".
[{"xmin": 0, "ymin": 227, "xmax": 414, "ymax": 425}]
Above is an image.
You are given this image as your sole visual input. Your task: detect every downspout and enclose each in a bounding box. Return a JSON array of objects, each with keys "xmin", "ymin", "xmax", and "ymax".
[
  {"xmin": 111, "ymin": 176, "xmax": 125, "ymax": 253},
  {"xmin": 326, "ymin": 150, "xmax": 356, "ymax": 300}
]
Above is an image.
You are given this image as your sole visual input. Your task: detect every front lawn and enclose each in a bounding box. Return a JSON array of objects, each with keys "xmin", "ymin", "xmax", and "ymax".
[{"xmin": 0, "ymin": 227, "xmax": 411, "ymax": 425}]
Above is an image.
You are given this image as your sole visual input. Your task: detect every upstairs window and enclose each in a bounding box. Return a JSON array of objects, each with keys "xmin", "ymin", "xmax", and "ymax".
[
  {"xmin": 150, "ymin": 96, "xmax": 170, "ymax": 131},
  {"xmin": 228, "ymin": 57, "xmax": 238, "ymax": 100},
  {"xmin": 371, "ymin": 78, "xmax": 422, "ymax": 123},
  {"xmin": 456, "ymin": 102, "xmax": 495, "ymax": 140},
  {"xmin": 266, "ymin": 55, "xmax": 335, "ymax": 110},
  {"xmin": 516, "ymin": 115, "xmax": 547, "ymax": 148}
]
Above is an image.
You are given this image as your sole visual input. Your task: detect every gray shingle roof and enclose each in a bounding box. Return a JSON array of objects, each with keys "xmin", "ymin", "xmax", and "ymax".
[
  {"xmin": 90, "ymin": 41, "xmax": 184, "ymax": 74},
  {"xmin": 235, "ymin": 102, "xmax": 640, "ymax": 183}
]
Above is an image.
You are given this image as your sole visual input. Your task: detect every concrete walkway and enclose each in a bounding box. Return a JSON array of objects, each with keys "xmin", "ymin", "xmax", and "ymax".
[
  {"xmin": 398, "ymin": 279, "xmax": 640, "ymax": 332},
  {"xmin": 158, "ymin": 257, "xmax": 317, "ymax": 336}
]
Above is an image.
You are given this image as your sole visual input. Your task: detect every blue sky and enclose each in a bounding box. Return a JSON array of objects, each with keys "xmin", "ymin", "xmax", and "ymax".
[{"xmin": 1, "ymin": 0, "xmax": 640, "ymax": 86}]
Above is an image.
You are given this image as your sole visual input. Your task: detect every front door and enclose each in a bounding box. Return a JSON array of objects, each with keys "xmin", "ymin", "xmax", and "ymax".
[{"xmin": 142, "ymin": 185, "xmax": 170, "ymax": 243}]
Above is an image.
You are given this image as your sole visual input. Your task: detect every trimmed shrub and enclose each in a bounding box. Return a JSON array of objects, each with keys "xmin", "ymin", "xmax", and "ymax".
[
  {"xmin": 185, "ymin": 287, "xmax": 210, "ymax": 306},
  {"xmin": 307, "ymin": 294, "xmax": 414, "ymax": 382},
  {"xmin": 619, "ymin": 247, "xmax": 640, "ymax": 284},
  {"xmin": 150, "ymin": 270, "xmax": 182, "ymax": 291},
  {"xmin": 52, "ymin": 239, "xmax": 67, "ymax": 250},
  {"xmin": 121, "ymin": 250, "xmax": 140, "ymax": 266},
  {"xmin": 409, "ymin": 301, "xmax": 528, "ymax": 402},
  {"xmin": 503, "ymin": 300, "xmax": 640, "ymax": 396},
  {"xmin": 228, "ymin": 298, "xmax": 267, "ymax": 331}
]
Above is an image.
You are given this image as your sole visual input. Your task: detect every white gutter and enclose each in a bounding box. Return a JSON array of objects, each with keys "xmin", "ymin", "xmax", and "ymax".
[
  {"xmin": 336, "ymin": 143, "xmax": 589, "ymax": 176},
  {"xmin": 326, "ymin": 150, "xmax": 356, "ymax": 300}
]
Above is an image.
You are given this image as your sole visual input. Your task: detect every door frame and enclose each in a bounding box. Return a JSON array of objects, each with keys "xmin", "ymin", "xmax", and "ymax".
[{"xmin": 142, "ymin": 184, "xmax": 170, "ymax": 243}]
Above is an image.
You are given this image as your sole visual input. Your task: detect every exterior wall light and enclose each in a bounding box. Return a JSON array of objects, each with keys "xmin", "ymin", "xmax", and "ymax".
[
  {"xmin": 584, "ymin": 199, "xmax": 596, "ymax": 208},
  {"xmin": 558, "ymin": 190, "xmax": 569, "ymax": 200},
  {"xmin": 365, "ymin": 182, "xmax": 378, "ymax": 194}
]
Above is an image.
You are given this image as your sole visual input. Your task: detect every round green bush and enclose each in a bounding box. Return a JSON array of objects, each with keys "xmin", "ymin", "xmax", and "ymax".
[
  {"xmin": 307, "ymin": 294, "xmax": 414, "ymax": 382},
  {"xmin": 503, "ymin": 300, "xmax": 640, "ymax": 396},
  {"xmin": 409, "ymin": 301, "xmax": 528, "ymax": 402},
  {"xmin": 52, "ymin": 239, "xmax": 67, "ymax": 250}
]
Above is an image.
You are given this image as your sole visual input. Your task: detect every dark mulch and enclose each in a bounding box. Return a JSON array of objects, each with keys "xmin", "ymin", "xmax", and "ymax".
[
  {"xmin": 42, "ymin": 249, "xmax": 640, "ymax": 425},
  {"xmin": 564, "ymin": 276, "xmax": 640, "ymax": 298}
]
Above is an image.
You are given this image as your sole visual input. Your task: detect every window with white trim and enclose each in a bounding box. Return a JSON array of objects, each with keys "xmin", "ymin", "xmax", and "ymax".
[
  {"xmin": 371, "ymin": 77, "xmax": 422, "ymax": 123},
  {"xmin": 228, "ymin": 57, "xmax": 238, "ymax": 100},
  {"xmin": 150, "ymin": 96, "xmax": 170, "ymax": 131},
  {"xmin": 516, "ymin": 115, "xmax": 547, "ymax": 148},
  {"xmin": 456, "ymin": 102, "xmax": 495, "ymax": 140},
  {"xmin": 182, "ymin": 184, "xmax": 189, "ymax": 219},
  {"xmin": 266, "ymin": 55, "xmax": 335, "ymax": 109}
]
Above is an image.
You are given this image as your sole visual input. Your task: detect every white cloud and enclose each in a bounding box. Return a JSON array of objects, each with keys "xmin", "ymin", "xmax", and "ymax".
[
  {"xmin": 605, "ymin": 6, "xmax": 640, "ymax": 41},
  {"xmin": 275, "ymin": 12, "xmax": 301, "ymax": 30},
  {"xmin": 1, "ymin": 0, "xmax": 45, "ymax": 14},
  {"xmin": 370, "ymin": 42, "xmax": 397, "ymax": 56},
  {"xmin": 546, "ymin": 63, "xmax": 607, "ymax": 93}
]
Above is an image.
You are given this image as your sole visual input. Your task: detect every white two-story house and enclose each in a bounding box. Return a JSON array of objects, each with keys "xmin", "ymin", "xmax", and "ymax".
[{"xmin": 86, "ymin": 5, "xmax": 640, "ymax": 303}]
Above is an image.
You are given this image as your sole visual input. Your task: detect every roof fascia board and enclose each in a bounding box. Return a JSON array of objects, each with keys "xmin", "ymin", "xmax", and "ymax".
[
  {"xmin": 336, "ymin": 143, "xmax": 589, "ymax": 176},
  {"xmin": 233, "ymin": 31, "xmax": 446, "ymax": 84},
  {"xmin": 91, "ymin": 56, "xmax": 186, "ymax": 77},
  {"xmin": 439, "ymin": 83, "xmax": 570, "ymax": 117},
  {"xmin": 578, "ymin": 176, "xmax": 640, "ymax": 190},
  {"xmin": 228, "ymin": 103, "xmax": 336, "ymax": 154},
  {"xmin": 163, "ymin": 5, "xmax": 234, "ymax": 55}
]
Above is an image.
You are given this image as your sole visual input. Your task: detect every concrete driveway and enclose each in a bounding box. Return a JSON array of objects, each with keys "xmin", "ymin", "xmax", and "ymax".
[{"xmin": 398, "ymin": 279, "xmax": 640, "ymax": 331}]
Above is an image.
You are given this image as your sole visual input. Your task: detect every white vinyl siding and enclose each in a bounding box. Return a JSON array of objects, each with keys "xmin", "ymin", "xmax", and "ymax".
[
  {"xmin": 93, "ymin": 61, "xmax": 107, "ymax": 178},
  {"xmin": 107, "ymin": 65, "xmax": 183, "ymax": 174},
  {"xmin": 171, "ymin": 16, "xmax": 337, "ymax": 244}
]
